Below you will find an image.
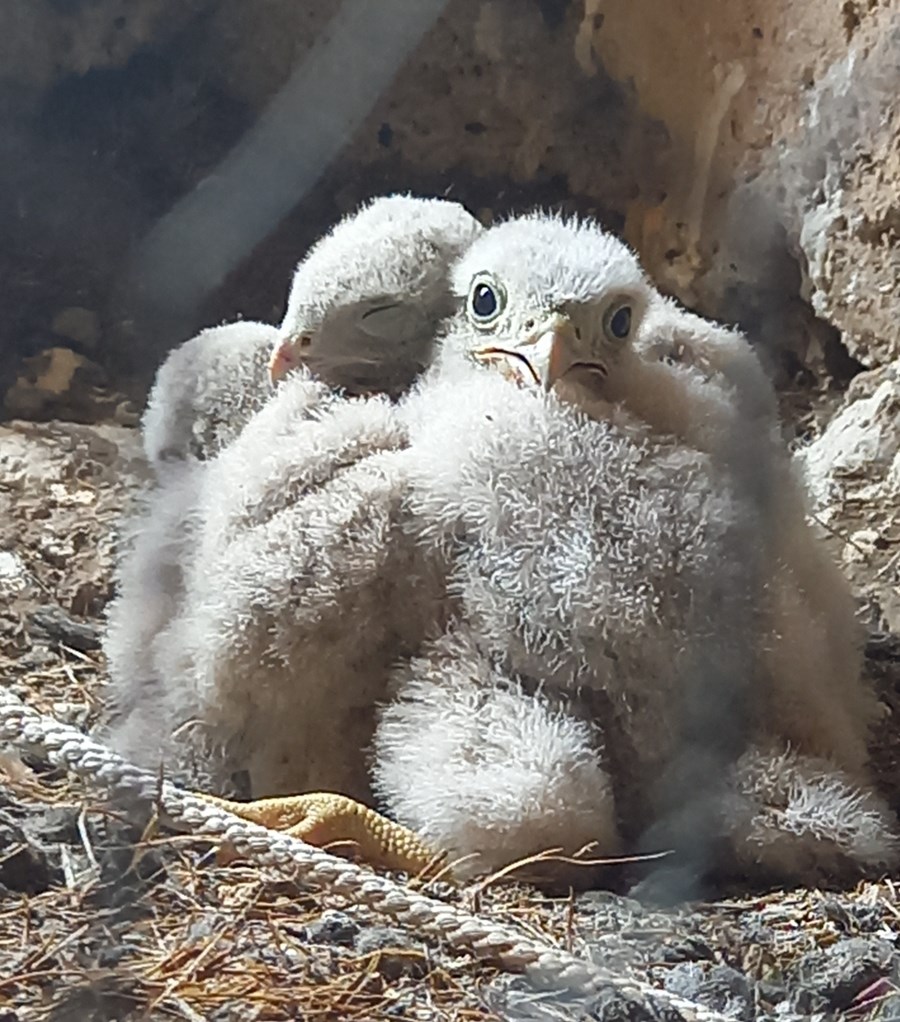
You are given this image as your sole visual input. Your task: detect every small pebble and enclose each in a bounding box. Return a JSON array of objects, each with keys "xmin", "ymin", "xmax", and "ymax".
[
  {"xmin": 356, "ymin": 926, "xmax": 428, "ymax": 980},
  {"xmin": 787, "ymin": 936, "xmax": 898, "ymax": 1013},
  {"xmin": 304, "ymin": 909, "xmax": 359, "ymax": 947},
  {"xmin": 664, "ymin": 962, "xmax": 754, "ymax": 1021}
]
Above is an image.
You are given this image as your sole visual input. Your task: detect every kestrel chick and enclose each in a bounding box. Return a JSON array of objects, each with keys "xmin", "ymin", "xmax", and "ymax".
[
  {"xmin": 434, "ymin": 211, "xmax": 651, "ymax": 397},
  {"xmin": 141, "ymin": 195, "xmax": 481, "ymax": 468},
  {"xmin": 109, "ymin": 195, "xmax": 483, "ymax": 877},
  {"xmin": 268, "ymin": 194, "xmax": 483, "ymax": 395},
  {"xmin": 375, "ymin": 211, "xmax": 896, "ymax": 886},
  {"xmin": 440, "ymin": 214, "xmax": 771, "ymax": 456},
  {"xmin": 442, "ymin": 212, "xmax": 876, "ymax": 771}
]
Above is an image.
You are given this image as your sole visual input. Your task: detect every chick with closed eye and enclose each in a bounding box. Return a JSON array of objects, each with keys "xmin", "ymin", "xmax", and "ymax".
[
  {"xmin": 140, "ymin": 194, "xmax": 482, "ymax": 470},
  {"xmin": 105, "ymin": 195, "xmax": 482, "ymax": 868},
  {"xmin": 267, "ymin": 193, "xmax": 483, "ymax": 395}
]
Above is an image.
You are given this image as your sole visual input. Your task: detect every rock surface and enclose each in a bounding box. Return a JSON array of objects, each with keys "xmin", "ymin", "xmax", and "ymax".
[
  {"xmin": 1, "ymin": 0, "xmax": 896, "ymax": 408},
  {"xmin": 795, "ymin": 365, "xmax": 900, "ymax": 632}
]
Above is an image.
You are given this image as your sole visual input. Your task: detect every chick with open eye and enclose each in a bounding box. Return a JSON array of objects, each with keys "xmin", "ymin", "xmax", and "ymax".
[
  {"xmin": 443, "ymin": 213, "xmax": 875, "ymax": 779},
  {"xmin": 372, "ymin": 212, "xmax": 896, "ymax": 887},
  {"xmin": 452, "ymin": 243, "xmax": 766, "ymax": 456}
]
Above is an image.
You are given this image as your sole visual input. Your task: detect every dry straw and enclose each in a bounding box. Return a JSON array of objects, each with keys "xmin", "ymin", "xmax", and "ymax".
[{"xmin": 0, "ymin": 687, "xmax": 730, "ymax": 1022}]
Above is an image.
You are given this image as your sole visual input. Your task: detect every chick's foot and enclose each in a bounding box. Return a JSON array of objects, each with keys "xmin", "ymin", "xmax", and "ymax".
[{"xmin": 192, "ymin": 790, "xmax": 445, "ymax": 876}]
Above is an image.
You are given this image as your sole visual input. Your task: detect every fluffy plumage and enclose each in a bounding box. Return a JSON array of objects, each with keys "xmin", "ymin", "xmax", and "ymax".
[
  {"xmin": 142, "ymin": 320, "xmax": 278, "ymax": 466},
  {"xmin": 620, "ymin": 295, "xmax": 876, "ymax": 784},
  {"xmin": 109, "ymin": 206, "xmax": 894, "ymax": 890},
  {"xmin": 141, "ymin": 195, "xmax": 481, "ymax": 469},
  {"xmin": 379, "ymin": 363, "xmax": 763, "ymax": 879},
  {"xmin": 628, "ymin": 295, "xmax": 779, "ymax": 442},
  {"xmin": 374, "ymin": 630, "xmax": 622, "ymax": 884},
  {"xmin": 108, "ymin": 192, "xmax": 480, "ymax": 790},
  {"xmin": 609, "ymin": 294, "xmax": 876, "ymax": 779},
  {"xmin": 724, "ymin": 744, "xmax": 898, "ymax": 880},
  {"xmin": 103, "ymin": 458, "xmax": 207, "ymax": 773},
  {"xmin": 115, "ymin": 321, "xmax": 279, "ymax": 773},
  {"xmin": 268, "ymin": 194, "xmax": 482, "ymax": 394},
  {"xmin": 105, "ymin": 368, "xmax": 444, "ymax": 803},
  {"xmin": 371, "ymin": 212, "xmax": 896, "ymax": 885}
]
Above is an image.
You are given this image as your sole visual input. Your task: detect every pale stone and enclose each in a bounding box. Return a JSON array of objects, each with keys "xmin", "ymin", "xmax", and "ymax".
[
  {"xmin": 0, "ymin": 551, "xmax": 29, "ymax": 595},
  {"xmin": 796, "ymin": 380, "xmax": 900, "ymax": 510}
]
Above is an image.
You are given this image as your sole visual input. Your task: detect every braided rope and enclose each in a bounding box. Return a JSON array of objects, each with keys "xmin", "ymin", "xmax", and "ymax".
[{"xmin": 0, "ymin": 689, "xmax": 728, "ymax": 1022}]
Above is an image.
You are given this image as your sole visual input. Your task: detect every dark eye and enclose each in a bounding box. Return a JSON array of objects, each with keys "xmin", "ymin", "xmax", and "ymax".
[
  {"xmin": 472, "ymin": 282, "xmax": 498, "ymax": 319},
  {"xmin": 606, "ymin": 304, "xmax": 632, "ymax": 341}
]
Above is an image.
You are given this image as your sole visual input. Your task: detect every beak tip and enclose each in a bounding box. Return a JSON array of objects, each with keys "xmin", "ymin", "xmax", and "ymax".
[{"xmin": 268, "ymin": 342, "xmax": 298, "ymax": 385}]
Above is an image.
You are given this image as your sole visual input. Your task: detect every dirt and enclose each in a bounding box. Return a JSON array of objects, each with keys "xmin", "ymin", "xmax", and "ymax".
[{"xmin": 0, "ymin": 411, "xmax": 899, "ymax": 1021}]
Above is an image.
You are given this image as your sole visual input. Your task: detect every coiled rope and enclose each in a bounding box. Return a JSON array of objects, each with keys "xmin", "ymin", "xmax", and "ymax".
[{"xmin": 0, "ymin": 688, "xmax": 727, "ymax": 1022}]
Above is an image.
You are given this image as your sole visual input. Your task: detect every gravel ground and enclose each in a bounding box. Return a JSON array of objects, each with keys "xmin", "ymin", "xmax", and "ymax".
[{"xmin": 1, "ymin": 416, "xmax": 899, "ymax": 1021}]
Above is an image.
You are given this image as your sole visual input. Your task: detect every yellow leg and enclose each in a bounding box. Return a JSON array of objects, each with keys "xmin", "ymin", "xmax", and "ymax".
[{"xmin": 193, "ymin": 790, "xmax": 445, "ymax": 876}]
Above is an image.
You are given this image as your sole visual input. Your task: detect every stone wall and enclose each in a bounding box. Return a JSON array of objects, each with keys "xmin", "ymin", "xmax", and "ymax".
[{"xmin": 1, "ymin": 0, "xmax": 897, "ymax": 416}]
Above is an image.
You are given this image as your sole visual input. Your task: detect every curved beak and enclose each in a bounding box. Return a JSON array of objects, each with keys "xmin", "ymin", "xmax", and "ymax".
[
  {"xmin": 268, "ymin": 338, "xmax": 302, "ymax": 385},
  {"xmin": 473, "ymin": 313, "xmax": 580, "ymax": 392}
]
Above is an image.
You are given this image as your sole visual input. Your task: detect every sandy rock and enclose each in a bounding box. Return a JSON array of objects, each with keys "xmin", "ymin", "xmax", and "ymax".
[
  {"xmin": 1, "ymin": 0, "xmax": 896, "ymax": 397},
  {"xmin": 797, "ymin": 377, "xmax": 900, "ymax": 513},
  {"xmin": 2, "ymin": 346, "xmax": 120, "ymax": 424},
  {"xmin": 793, "ymin": 369, "xmax": 900, "ymax": 631}
]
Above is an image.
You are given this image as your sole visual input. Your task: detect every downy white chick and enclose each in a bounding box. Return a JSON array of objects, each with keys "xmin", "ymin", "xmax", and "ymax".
[
  {"xmin": 107, "ymin": 365, "xmax": 444, "ymax": 803},
  {"xmin": 140, "ymin": 194, "xmax": 482, "ymax": 468},
  {"xmin": 161, "ymin": 371, "xmax": 439, "ymax": 800},
  {"xmin": 447, "ymin": 213, "xmax": 878, "ymax": 782},
  {"xmin": 373, "ymin": 213, "xmax": 896, "ymax": 885},
  {"xmin": 113, "ymin": 320, "xmax": 278, "ymax": 792},
  {"xmin": 267, "ymin": 193, "xmax": 483, "ymax": 394},
  {"xmin": 511, "ymin": 251, "xmax": 876, "ymax": 784},
  {"xmin": 107, "ymin": 192, "xmax": 480, "ymax": 802},
  {"xmin": 120, "ymin": 191, "xmax": 480, "ymax": 731}
]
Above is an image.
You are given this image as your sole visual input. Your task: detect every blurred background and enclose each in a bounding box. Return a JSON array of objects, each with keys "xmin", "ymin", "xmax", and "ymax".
[{"xmin": 2, "ymin": 0, "xmax": 896, "ymax": 405}]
